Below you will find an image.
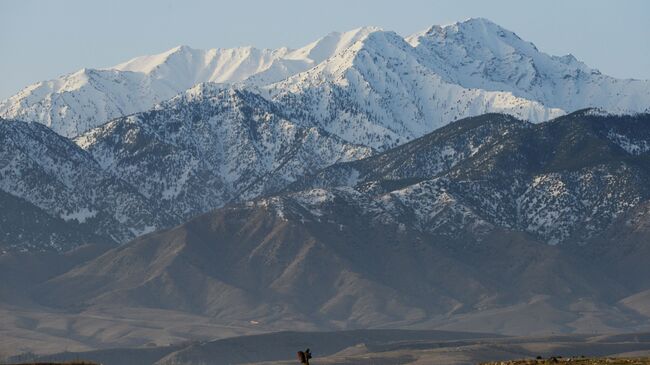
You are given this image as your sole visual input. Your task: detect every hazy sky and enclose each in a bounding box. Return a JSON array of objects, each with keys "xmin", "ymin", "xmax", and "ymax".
[{"xmin": 1, "ymin": 0, "xmax": 648, "ymax": 99}]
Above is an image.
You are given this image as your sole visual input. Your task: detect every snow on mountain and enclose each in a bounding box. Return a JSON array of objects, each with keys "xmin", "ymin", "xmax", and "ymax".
[
  {"xmin": 2, "ymin": 19, "xmax": 648, "ymax": 141},
  {"xmin": 0, "ymin": 83, "xmax": 370, "ymax": 252},
  {"xmin": 0, "ymin": 68, "xmax": 165, "ymax": 137},
  {"xmin": 113, "ymin": 45, "xmax": 290, "ymax": 86},
  {"xmin": 284, "ymin": 111, "xmax": 650, "ymax": 245},
  {"xmin": 245, "ymin": 26, "xmax": 380, "ymax": 85},
  {"xmin": 74, "ymin": 83, "xmax": 372, "ymax": 221},
  {"xmin": 406, "ymin": 18, "xmax": 650, "ymax": 114},
  {"xmin": 0, "ymin": 46, "xmax": 290, "ymax": 137},
  {"xmin": 265, "ymin": 28, "xmax": 563, "ymax": 150},
  {"xmin": 113, "ymin": 27, "xmax": 379, "ymax": 86},
  {"xmin": 2, "ymin": 19, "xmax": 650, "ymax": 252},
  {"xmin": 0, "ymin": 119, "xmax": 176, "ymax": 250},
  {"xmin": 0, "ymin": 27, "xmax": 379, "ymax": 138},
  {"xmin": 6, "ymin": 112, "xmax": 650, "ymax": 347}
]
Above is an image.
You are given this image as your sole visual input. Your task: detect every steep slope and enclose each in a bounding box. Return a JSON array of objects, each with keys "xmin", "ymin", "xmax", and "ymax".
[
  {"xmin": 0, "ymin": 119, "xmax": 175, "ymax": 250},
  {"xmin": 0, "ymin": 190, "xmax": 109, "ymax": 253},
  {"xmin": 0, "ymin": 68, "xmax": 173, "ymax": 138},
  {"xmin": 0, "ymin": 28, "xmax": 377, "ymax": 138},
  {"xmin": 266, "ymin": 29, "xmax": 562, "ymax": 150},
  {"xmin": 37, "ymin": 201, "xmax": 630, "ymax": 334},
  {"xmin": 38, "ymin": 204, "xmax": 468, "ymax": 327},
  {"xmin": 288, "ymin": 113, "xmax": 525, "ymax": 190},
  {"xmin": 74, "ymin": 83, "xmax": 371, "ymax": 221},
  {"xmin": 3, "ymin": 20, "xmax": 648, "ymax": 142},
  {"xmin": 287, "ymin": 110, "xmax": 650, "ymax": 244},
  {"xmin": 0, "ymin": 84, "xmax": 370, "ymax": 253},
  {"xmin": 243, "ymin": 26, "xmax": 379, "ymax": 85},
  {"xmin": 407, "ymin": 18, "xmax": 650, "ymax": 114}
]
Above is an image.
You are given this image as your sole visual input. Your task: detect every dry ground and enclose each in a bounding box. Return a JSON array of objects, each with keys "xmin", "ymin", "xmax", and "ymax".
[{"xmin": 480, "ymin": 358, "xmax": 650, "ymax": 365}]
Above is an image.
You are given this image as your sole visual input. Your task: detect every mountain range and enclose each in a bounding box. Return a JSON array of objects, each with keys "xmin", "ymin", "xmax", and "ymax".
[
  {"xmin": 1, "ymin": 17, "xmax": 650, "ymax": 360},
  {"xmin": 2, "ymin": 18, "xmax": 650, "ymax": 253},
  {"xmin": 2, "ymin": 18, "xmax": 648, "ymax": 142},
  {"xmin": 3, "ymin": 111, "xmax": 650, "ymax": 357}
]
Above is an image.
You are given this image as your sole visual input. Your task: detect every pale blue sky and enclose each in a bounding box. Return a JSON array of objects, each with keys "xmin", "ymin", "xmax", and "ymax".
[{"xmin": 1, "ymin": 0, "xmax": 648, "ymax": 99}]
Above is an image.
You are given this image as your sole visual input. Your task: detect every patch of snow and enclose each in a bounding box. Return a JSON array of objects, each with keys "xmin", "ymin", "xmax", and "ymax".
[
  {"xmin": 61, "ymin": 208, "xmax": 97, "ymax": 223},
  {"xmin": 607, "ymin": 131, "xmax": 650, "ymax": 155}
]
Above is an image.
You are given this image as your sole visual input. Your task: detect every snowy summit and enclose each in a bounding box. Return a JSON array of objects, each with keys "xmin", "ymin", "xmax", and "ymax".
[{"xmin": 1, "ymin": 18, "xmax": 648, "ymax": 143}]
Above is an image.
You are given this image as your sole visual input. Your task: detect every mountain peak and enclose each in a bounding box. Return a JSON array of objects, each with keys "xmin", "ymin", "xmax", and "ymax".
[
  {"xmin": 171, "ymin": 82, "xmax": 248, "ymax": 104},
  {"xmin": 173, "ymin": 44, "xmax": 193, "ymax": 51},
  {"xmin": 456, "ymin": 16, "xmax": 503, "ymax": 28},
  {"xmin": 287, "ymin": 26, "xmax": 383, "ymax": 63},
  {"xmin": 419, "ymin": 17, "xmax": 536, "ymax": 54},
  {"xmin": 407, "ymin": 17, "xmax": 515, "ymax": 49},
  {"xmin": 112, "ymin": 44, "xmax": 201, "ymax": 74},
  {"xmin": 167, "ymin": 44, "xmax": 199, "ymax": 58}
]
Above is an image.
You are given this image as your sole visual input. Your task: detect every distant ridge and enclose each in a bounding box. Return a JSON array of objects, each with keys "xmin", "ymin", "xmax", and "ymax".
[{"xmin": 2, "ymin": 18, "xmax": 648, "ymax": 141}]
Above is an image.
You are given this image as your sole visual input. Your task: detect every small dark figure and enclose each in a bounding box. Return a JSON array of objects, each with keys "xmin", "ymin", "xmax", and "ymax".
[{"xmin": 297, "ymin": 348, "xmax": 312, "ymax": 364}]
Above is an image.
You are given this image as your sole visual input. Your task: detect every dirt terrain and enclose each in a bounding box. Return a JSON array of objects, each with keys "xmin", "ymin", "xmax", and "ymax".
[{"xmin": 481, "ymin": 358, "xmax": 650, "ymax": 365}]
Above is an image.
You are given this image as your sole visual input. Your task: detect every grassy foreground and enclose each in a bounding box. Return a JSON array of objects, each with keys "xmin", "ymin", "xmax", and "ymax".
[{"xmin": 481, "ymin": 358, "xmax": 650, "ymax": 365}]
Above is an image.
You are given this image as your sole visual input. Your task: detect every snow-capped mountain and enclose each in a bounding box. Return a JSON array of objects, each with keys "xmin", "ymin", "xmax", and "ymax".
[
  {"xmin": 282, "ymin": 110, "xmax": 650, "ymax": 245},
  {"xmin": 75, "ymin": 83, "xmax": 371, "ymax": 221},
  {"xmin": 265, "ymin": 28, "xmax": 563, "ymax": 150},
  {"xmin": 406, "ymin": 18, "xmax": 650, "ymax": 113},
  {"xmin": 3, "ymin": 17, "xmax": 650, "ymax": 356},
  {"xmin": 0, "ymin": 84, "xmax": 370, "ymax": 252},
  {"xmin": 2, "ymin": 19, "xmax": 648, "ymax": 142},
  {"xmin": 0, "ymin": 27, "xmax": 377, "ymax": 138},
  {"xmin": 2, "ymin": 18, "xmax": 650, "ymax": 252}
]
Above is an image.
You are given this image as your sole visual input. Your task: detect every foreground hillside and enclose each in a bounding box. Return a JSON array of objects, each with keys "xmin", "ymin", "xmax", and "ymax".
[
  {"xmin": 15, "ymin": 330, "xmax": 650, "ymax": 365},
  {"xmin": 481, "ymin": 359, "xmax": 650, "ymax": 365}
]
